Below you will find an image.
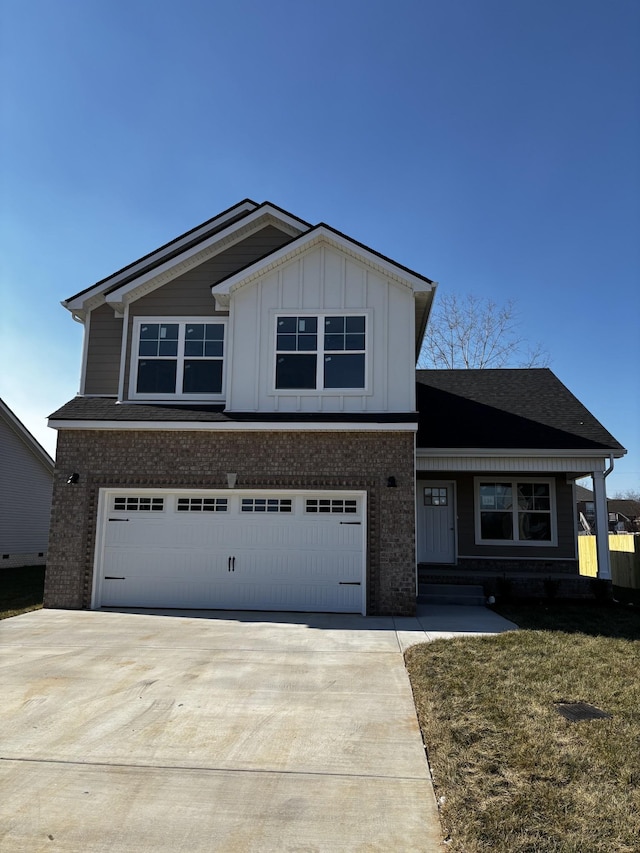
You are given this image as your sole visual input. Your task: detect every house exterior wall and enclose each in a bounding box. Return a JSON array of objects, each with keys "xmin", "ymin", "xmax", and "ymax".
[
  {"xmin": 45, "ymin": 429, "xmax": 416, "ymax": 615},
  {"xmin": 417, "ymin": 472, "xmax": 576, "ymax": 560},
  {"xmin": 122, "ymin": 226, "xmax": 293, "ymax": 399},
  {"xmin": 0, "ymin": 417, "xmax": 53, "ymax": 566},
  {"xmin": 226, "ymin": 245, "xmax": 417, "ymax": 414},
  {"xmin": 83, "ymin": 303, "xmax": 124, "ymax": 395}
]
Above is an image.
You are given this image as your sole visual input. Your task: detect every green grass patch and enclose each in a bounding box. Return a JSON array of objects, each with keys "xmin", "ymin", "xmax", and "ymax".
[
  {"xmin": 0, "ymin": 565, "xmax": 45, "ymax": 619},
  {"xmin": 406, "ymin": 608, "xmax": 640, "ymax": 852}
]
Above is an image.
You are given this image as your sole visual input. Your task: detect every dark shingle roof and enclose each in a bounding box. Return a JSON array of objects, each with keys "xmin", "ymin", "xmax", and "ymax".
[
  {"xmin": 47, "ymin": 397, "xmax": 414, "ymax": 424},
  {"xmin": 416, "ymin": 369, "xmax": 625, "ymax": 452}
]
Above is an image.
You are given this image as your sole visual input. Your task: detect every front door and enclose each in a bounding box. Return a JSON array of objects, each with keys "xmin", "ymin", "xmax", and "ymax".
[{"xmin": 417, "ymin": 481, "xmax": 456, "ymax": 563}]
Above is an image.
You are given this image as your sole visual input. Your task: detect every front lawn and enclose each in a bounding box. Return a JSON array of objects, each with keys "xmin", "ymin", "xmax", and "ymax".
[
  {"xmin": 405, "ymin": 603, "xmax": 640, "ymax": 852},
  {"xmin": 0, "ymin": 565, "xmax": 45, "ymax": 619}
]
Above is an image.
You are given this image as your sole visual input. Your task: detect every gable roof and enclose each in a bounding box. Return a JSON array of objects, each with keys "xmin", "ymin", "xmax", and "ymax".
[
  {"xmin": 0, "ymin": 399, "xmax": 55, "ymax": 471},
  {"xmin": 575, "ymin": 485, "xmax": 594, "ymax": 501},
  {"xmin": 63, "ymin": 200, "xmax": 311, "ymax": 318},
  {"xmin": 415, "ymin": 369, "xmax": 626, "ymax": 453}
]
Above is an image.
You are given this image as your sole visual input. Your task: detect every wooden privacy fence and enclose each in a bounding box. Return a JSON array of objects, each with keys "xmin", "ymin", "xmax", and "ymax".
[{"xmin": 579, "ymin": 534, "xmax": 640, "ymax": 588}]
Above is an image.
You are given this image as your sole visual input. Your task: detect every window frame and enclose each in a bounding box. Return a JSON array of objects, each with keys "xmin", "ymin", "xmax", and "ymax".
[
  {"xmin": 473, "ymin": 477, "xmax": 557, "ymax": 547},
  {"xmin": 129, "ymin": 316, "xmax": 228, "ymax": 401},
  {"xmin": 272, "ymin": 310, "xmax": 371, "ymax": 394}
]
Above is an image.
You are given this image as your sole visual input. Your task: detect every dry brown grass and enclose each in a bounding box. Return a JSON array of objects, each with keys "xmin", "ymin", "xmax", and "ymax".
[{"xmin": 406, "ymin": 619, "xmax": 640, "ymax": 852}]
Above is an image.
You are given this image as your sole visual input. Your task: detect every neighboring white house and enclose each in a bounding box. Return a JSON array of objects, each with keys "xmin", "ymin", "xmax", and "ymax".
[{"xmin": 0, "ymin": 399, "xmax": 55, "ymax": 568}]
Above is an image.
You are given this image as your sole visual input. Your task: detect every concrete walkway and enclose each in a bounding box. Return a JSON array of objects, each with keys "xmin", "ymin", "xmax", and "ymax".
[{"xmin": 0, "ymin": 606, "xmax": 516, "ymax": 852}]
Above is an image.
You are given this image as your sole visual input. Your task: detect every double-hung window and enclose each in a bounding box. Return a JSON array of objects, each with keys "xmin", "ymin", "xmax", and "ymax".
[
  {"xmin": 475, "ymin": 479, "xmax": 555, "ymax": 545},
  {"xmin": 132, "ymin": 319, "xmax": 226, "ymax": 398},
  {"xmin": 275, "ymin": 314, "xmax": 366, "ymax": 391}
]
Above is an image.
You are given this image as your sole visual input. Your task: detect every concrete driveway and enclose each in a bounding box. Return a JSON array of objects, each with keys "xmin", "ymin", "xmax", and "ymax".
[{"xmin": 0, "ymin": 607, "xmax": 455, "ymax": 852}]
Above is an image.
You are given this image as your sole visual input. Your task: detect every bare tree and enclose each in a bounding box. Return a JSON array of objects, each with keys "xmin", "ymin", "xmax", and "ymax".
[
  {"xmin": 612, "ymin": 489, "xmax": 640, "ymax": 501},
  {"xmin": 419, "ymin": 293, "xmax": 549, "ymax": 369}
]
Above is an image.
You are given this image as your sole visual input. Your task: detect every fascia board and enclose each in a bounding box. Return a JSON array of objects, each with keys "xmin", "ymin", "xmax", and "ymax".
[
  {"xmin": 1, "ymin": 400, "xmax": 55, "ymax": 471},
  {"xmin": 416, "ymin": 447, "xmax": 626, "ymax": 458},
  {"xmin": 212, "ymin": 226, "xmax": 437, "ymax": 296},
  {"xmin": 48, "ymin": 420, "xmax": 418, "ymax": 432},
  {"xmin": 63, "ymin": 200, "xmax": 260, "ymax": 313},
  {"xmin": 102, "ymin": 205, "xmax": 309, "ymax": 310}
]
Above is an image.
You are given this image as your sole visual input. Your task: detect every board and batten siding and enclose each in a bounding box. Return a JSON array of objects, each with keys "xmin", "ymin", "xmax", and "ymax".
[
  {"xmin": 226, "ymin": 244, "xmax": 417, "ymax": 413},
  {"xmin": 122, "ymin": 226, "xmax": 293, "ymax": 398},
  {"xmin": 417, "ymin": 472, "xmax": 576, "ymax": 559},
  {"xmin": 83, "ymin": 303, "xmax": 124, "ymax": 395},
  {"xmin": 0, "ymin": 416, "xmax": 53, "ymax": 560}
]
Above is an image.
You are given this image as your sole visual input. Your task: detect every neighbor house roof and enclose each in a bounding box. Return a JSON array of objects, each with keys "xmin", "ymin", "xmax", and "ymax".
[
  {"xmin": 0, "ymin": 399, "xmax": 55, "ymax": 470},
  {"xmin": 415, "ymin": 369, "xmax": 625, "ymax": 453}
]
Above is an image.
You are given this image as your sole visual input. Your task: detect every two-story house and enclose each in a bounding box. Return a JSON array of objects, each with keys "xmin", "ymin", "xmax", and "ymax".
[{"xmin": 45, "ymin": 199, "xmax": 625, "ymax": 615}]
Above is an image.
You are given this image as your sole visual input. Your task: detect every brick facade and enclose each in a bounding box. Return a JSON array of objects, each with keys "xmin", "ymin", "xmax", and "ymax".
[{"xmin": 45, "ymin": 429, "xmax": 417, "ymax": 616}]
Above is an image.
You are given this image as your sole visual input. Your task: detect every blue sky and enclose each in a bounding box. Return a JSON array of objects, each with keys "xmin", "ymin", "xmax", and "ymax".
[{"xmin": 1, "ymin": 0, "xmax": 638, "ymax": 494}]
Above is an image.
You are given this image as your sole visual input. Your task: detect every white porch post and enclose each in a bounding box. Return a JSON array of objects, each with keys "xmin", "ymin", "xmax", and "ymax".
[{"xmin": 592, "ymin": 469, "xmax": 611, "ymax": 580}]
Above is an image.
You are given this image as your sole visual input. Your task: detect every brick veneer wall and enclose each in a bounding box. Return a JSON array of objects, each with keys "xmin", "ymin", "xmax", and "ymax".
[{"xmin": 45, "ymin": 429, "xmax": 416, "ymax": 615}]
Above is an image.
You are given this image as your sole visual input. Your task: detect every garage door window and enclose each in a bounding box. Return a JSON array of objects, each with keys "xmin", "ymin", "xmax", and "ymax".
[
  {"xmin": 176, "ymin": 497, "xmax": 228, "ymax": 512},
  {"xmin": 113, "ymin": 496, "xmax": 164, "ymax": 512},
  {"xmin": 241, "ymin": 498, "xmax": 293, "ymax": 513},
  {"xmin": 306, "ymin": 498, "xmax": 358, "ymax": 514}
]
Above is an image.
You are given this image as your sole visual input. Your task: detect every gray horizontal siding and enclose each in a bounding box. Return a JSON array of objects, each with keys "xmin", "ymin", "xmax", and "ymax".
[
  {"xmin": 84, "ymin": 303, "xmax": 124, "ymax": 395},
  {"xmin": 0, "ymin": 418, "xmax": 53, "ymax": 554},
  {"xmin": 124, "ymin": 226, "xmax": 292, "ymax": 397}
]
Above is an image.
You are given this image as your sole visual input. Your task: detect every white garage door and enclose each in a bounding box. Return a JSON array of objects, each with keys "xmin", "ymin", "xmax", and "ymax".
[{"xmin": 92, "ymin": 490, "xmax": 366, "ymax": 613}]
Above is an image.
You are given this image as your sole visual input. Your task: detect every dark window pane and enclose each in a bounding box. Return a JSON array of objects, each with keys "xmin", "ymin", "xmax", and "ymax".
[
  {"xmin": 324, "ymin": 334, "xmax": 344, "ymax": 351},
  {"xmin": 324, "ymin": 353, "xmax": 365, "ymax": 388},
  {"xmin": 346, "ymin": 316, "xmax": 365, "ymax": 333},
  {"xmin": 140, "ymin": 324, "xmax": 159, "ymax": 340},
  {"xmin": 186, "ymin": 324, "xmax": 204, "ymax": 340},
  {"xmin": 160, "ymin": 324, "xmax": 179, "ymax": 339},
  {"xmin": 205, "ymin": 324, "xmax": 224, "ymax": 340},
  {"xmin": 204, "ymin": 340, "xmax": 224, "ymax": 357},
  {"xmin": 276, "ymin": 354, "xmax": 317, "ymax": 389},
  {"xmin": 325, "ymin": 316, "xmax": 345, "ymax": 334},
  {"xmin": 183, "ymin": 360, "xmax": 223, "ymax": 393},
  {"xmin": 298, "ymin": 317, "xmax": 317, "ymax": 333},
  {"xmin": 184, "ymin": 340, "xmax": 204, "ymax": 357},
  {"xmin": 138, "ymin": 340, "xmax": 158, "ymax": 356},
  {"xmin": 137, "ymin": 360, "xmax": 177, "ymax": 393},
  {"xmin": 159, "ymin": 340, "xmax": 178, "ymax": 356},
  {"xmin": 345, "ymin": 333, "xmax": 365, "ymax": 350},
  {"xmin": 277, "ymin": 317, "xmax": 297, "ymax": 333},
  {"xmin": 277, "ymin": 334, "xmax": 297, "ymax": 351},
  {"xmin": 297, "ymin": 334, "xmax": 317, "ymax": 351},
  {"xmin": 480, "ymin": 511, "xmax": 513, "ymax": 540},
  {"xmin": 519, "ymin": 512, "xmax": 551, "ymax": 541}
]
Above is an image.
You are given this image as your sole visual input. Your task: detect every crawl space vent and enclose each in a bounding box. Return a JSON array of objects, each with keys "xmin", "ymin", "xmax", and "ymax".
[{"xmin": 555, "ymin": 702, "xmax": 612, "ymax": 722}]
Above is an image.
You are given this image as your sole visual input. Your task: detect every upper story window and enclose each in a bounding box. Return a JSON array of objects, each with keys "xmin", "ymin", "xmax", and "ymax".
[
  {"xmin": 131, "ymin": 318, "xmax": 226, "ymax": 399},
  {"xmin": 275, "ymin": 314, "xmax": 366, "ymax": 391}
]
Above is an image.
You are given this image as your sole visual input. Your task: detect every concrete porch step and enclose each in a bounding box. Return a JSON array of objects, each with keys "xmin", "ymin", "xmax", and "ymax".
[{"xmin": 418, "ymin": 583, "xmax": 487, "ymax": 607}]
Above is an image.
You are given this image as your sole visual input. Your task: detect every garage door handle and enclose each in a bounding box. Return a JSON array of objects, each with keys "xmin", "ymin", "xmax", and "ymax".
[
  {"xmin": 108, "ymin": 518, "xmax": 129, "ymax": 522},
  {"xmin": 339, "ymin": 581, "xmax": 361, "ymax": 585},
  {"xmin": 339, "ymin": 521, "xmax": 361, "ymax": 525},
  {"xmin": 228, "ymin": 556, "xmax": 236, "ymax": 572}
]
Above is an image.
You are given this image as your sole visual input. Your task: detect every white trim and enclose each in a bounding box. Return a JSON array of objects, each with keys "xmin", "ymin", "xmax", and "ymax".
[
  {"xmin": 129, "ymin": 316, "xmax": 228, "ymax": 402},
  {"xmin": 117, "ymin": 303, "xmax": 130, "ymax": 401},
  {"xmin": 91, "ymin": 487, "xmax": 367, "ymax": 615},
  {"xmin": 473, "ymin": 476, "xmax": 558, "ymax": 547},
  {"xmin": 213, "ymin": 227, "xmax": 436, "ymax": 297},
  {"xmin": 79, "ymin": 310, "xmax": 91, "ymax": 395},
  {"xmin": 48, "ymin": 419, "xmax": 418, "ymax": 432}
]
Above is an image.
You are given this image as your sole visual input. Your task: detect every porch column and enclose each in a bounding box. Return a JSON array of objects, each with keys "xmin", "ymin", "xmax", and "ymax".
[{"xmin": 592, "ymin": 469, "xmax": 611, "ymax": 580}]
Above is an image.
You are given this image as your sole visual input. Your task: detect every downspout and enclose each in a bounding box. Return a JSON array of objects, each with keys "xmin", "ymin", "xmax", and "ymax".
[{"xmin": 593, "ymin": 455, "xmax": 615, "ymax": 581}]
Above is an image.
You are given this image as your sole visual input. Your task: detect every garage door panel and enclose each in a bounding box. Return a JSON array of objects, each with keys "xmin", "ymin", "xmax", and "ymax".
[{"xmin": 96, "ymin": 491, "xmax": 365, "ymax": 613}]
